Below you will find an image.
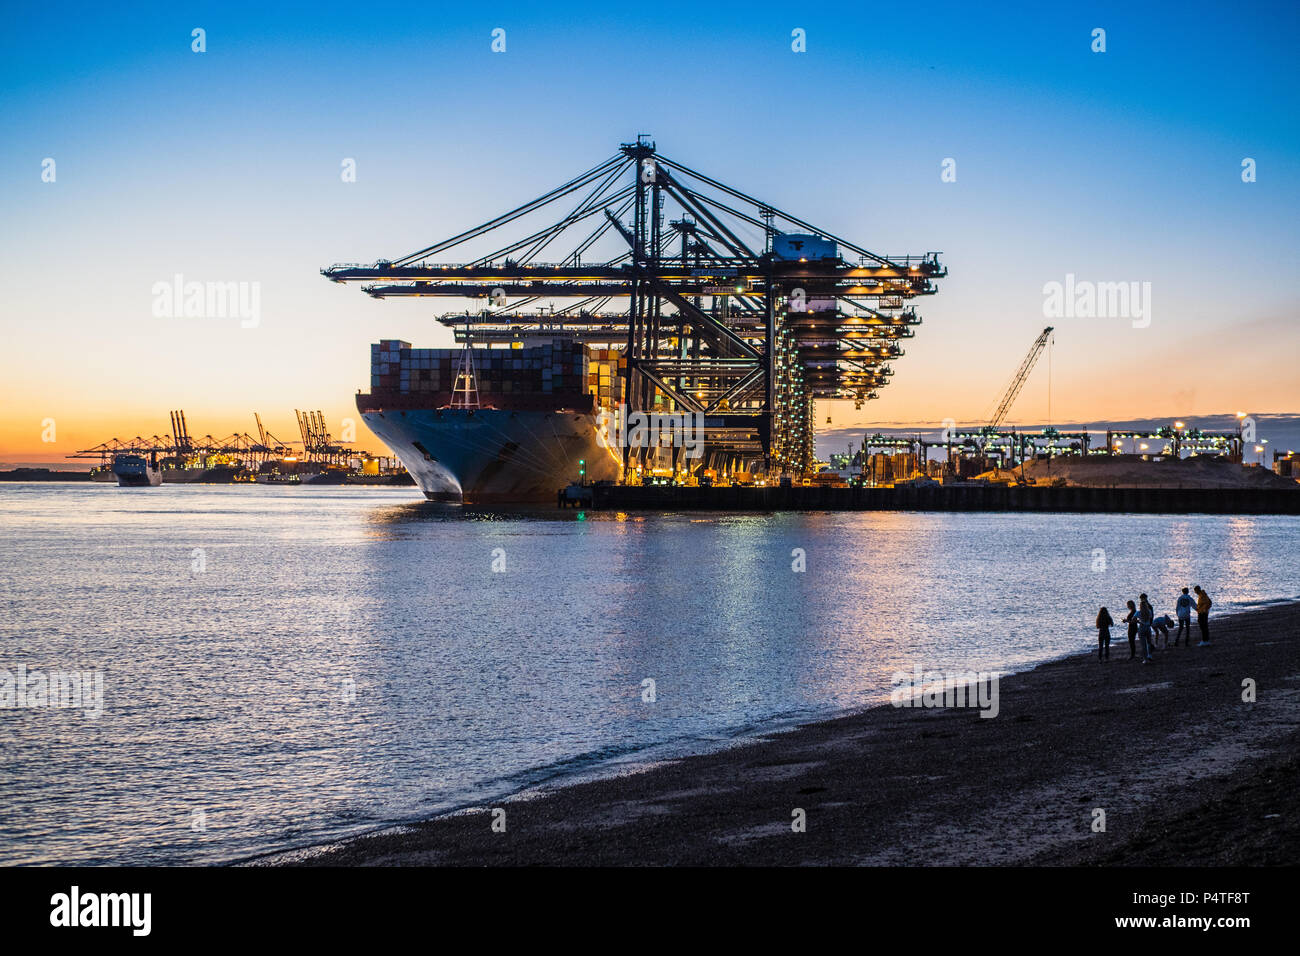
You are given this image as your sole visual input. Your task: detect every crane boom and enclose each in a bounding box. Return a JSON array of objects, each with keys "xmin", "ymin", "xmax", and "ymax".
[{"xmin": 989, "ymin": 326, "xmax": 1053, "ymax": 429}]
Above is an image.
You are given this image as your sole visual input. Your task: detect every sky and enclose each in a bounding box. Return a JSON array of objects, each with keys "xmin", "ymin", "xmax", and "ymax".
[{"xmin": 2, "ymin": 0, "xmax": 1297, "ymax": 466}]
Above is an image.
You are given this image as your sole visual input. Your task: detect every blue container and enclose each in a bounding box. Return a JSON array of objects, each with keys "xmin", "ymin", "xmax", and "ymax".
[{"xmin": 773, "ymin": 234, "xmax": 837, "ymax": 261}]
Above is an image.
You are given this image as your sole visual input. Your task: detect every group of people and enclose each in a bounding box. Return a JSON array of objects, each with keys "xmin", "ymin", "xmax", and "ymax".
[{"xmin": 1094, "ymin": 586, "xmax": 1212, "ymax": 663}]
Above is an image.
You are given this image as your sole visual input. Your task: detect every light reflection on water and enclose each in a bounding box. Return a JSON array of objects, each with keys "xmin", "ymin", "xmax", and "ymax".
[{"xmin": 0, "ymin": 483, "xmax": 1297, "ymax": 864}]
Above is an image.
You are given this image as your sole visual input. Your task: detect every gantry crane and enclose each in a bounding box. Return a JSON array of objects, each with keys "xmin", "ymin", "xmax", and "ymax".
[
  {"xmin": 989, "ymin": 327, "xmax": 1053, "ymax": 430},
  {"xmin": 322, "ymin": 138, "xmax": 945, "ymax": 477}
]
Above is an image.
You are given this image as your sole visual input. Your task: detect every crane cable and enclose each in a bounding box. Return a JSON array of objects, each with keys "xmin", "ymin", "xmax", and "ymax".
[{"xmin": 1047, "ymin": 329, "xmax": 1053, "ymax": 432}]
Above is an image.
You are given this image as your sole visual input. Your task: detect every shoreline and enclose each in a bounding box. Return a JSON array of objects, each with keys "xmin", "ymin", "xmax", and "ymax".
[
  {"xmin": 265, "ymin": 601, "xmax": 1300, "ymax": 866},
  {"xmin": 589, "ymin": 482, "xmax": 1300, "ymax": 514}
]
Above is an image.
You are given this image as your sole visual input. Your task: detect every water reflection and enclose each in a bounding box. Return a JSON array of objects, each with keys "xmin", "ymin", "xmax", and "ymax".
[{"xmin": 2, "ymin": 484, "xmax": 1298, "ymax": 865}]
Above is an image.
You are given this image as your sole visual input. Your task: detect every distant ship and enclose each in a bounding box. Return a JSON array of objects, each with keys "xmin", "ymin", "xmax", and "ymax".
[
  {"xmin": 94, "ymin": 460, "xmax": 242, "ymax": 483},
  {"xmin": 304, "ymin": 469, "xmax": 348, "ymax": 485},
  {"xmin": 359, "ymin": 339, "xmax": 622, "ymax": 502},
  {"xmin": 253, "ymin": 463, "xmax": 351, "ymax": 485},
  {"xmin": 344, "ymin": 471, "xmax": 416, "ymax": 486},
  {"xmin": 112, "ymin": 453, "xmax": 161, "ymax": 487},
  {"xmin": 159, "ymin": 463, "xmax": 242, "ymax": 483},
  {"xmin": 254, "ymin": 471, "xmax": 303, "ymax": 485}
]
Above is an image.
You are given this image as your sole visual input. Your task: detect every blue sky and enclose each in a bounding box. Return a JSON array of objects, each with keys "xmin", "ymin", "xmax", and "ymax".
[{"xmin": 2, "ymin": 0, "xmax": 1297, "ymax": 462}]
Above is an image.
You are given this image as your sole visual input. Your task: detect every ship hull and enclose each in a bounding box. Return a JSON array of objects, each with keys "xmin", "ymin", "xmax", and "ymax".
[
  {"xmin": 361, "ymin": 406, "xmax": 620, "ymax": 503},
  {"xmin": 112, "ymin": 455, "xmax": 162, "ymax": 487}
]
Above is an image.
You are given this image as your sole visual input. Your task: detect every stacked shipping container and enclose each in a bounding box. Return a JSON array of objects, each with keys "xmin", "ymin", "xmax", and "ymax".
[
  {"xmin": 371, "ymin": 339, "xmax": 618, "ymax": 402},
  {"xmin": 585, "ymin": 348, "xmax": 625, "ymax": 409}
]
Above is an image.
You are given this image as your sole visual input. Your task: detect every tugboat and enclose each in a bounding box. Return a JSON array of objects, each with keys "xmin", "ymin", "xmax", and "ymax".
[{"xmin": 112, "ymin": 452, "xmax": 162, "ymax": 487}]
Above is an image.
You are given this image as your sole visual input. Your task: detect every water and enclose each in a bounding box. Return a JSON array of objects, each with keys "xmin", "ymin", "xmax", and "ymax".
[{"xmin": 1, "ymin": 483, "xmax": 1296, "ymax": 865}]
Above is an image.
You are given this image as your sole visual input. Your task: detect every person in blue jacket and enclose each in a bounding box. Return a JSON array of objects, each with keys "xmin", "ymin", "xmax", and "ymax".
[{"xmin": 1173, "ymin": 587, "xmax": 1195, "ymax": 646}]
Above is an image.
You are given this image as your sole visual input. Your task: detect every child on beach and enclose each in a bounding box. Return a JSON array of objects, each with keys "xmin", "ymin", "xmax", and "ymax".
[{"xmin": 1096, "ymin": 607, "xmax": 1113, "ymax": 662}]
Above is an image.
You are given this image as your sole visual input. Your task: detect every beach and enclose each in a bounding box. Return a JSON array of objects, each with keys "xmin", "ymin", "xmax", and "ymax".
[{"xmin": 277, "ymin": 601, "xmax": 1300, "ymax": 866}]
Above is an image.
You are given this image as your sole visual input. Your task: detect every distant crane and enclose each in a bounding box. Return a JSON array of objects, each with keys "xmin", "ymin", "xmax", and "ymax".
[
  {"xmin": 169, "ymin": 409, "xmax": 193, "ymax": 456},
  {"xmin": 253, "ymin": 413, "xmax": 293, "ymax": 458},
  {"xmin": 295, "ymin": 409, "xmax": 333, "ymax": 455},
  {"xmin": 988, "ymin": 327, "xmax": 1053, "ymax": 430},
  {"xmin": 294, "ymin": 409, "xmax": 353, "ymax": 464}
]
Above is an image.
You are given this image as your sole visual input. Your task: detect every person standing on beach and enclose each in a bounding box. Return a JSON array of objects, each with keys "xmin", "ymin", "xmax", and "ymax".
[
  {"xmin": 1194, "ymin": 585, "xmax": 1213, "ymax": 645},
  {"xmin": 1174, "ymin": 587, "xmax": 1195, "ymax": 646},
  {"xmin": 1138, "ymin": 593, "xmax": 1155, "ymax": 662},
  {"xmin": 1122, "ymin": 600, "xmax": 1138, "ymax": 660},
  {"xmin": 1096, "ymin": 607, "xmax": 1114, "ymax": 662}
]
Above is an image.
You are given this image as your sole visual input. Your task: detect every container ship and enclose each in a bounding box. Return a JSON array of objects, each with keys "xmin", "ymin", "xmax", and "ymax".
[
  {"xmin": 358, "ymin": 338, "xmax": 623, "ymax": 502},
  {"xmin": 111, "ymin": 452, "xmax": 162, "ymax": 487},
  {"xmin": 325, "ymin": 141, "xmax": 950, "ymax": 500}
]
